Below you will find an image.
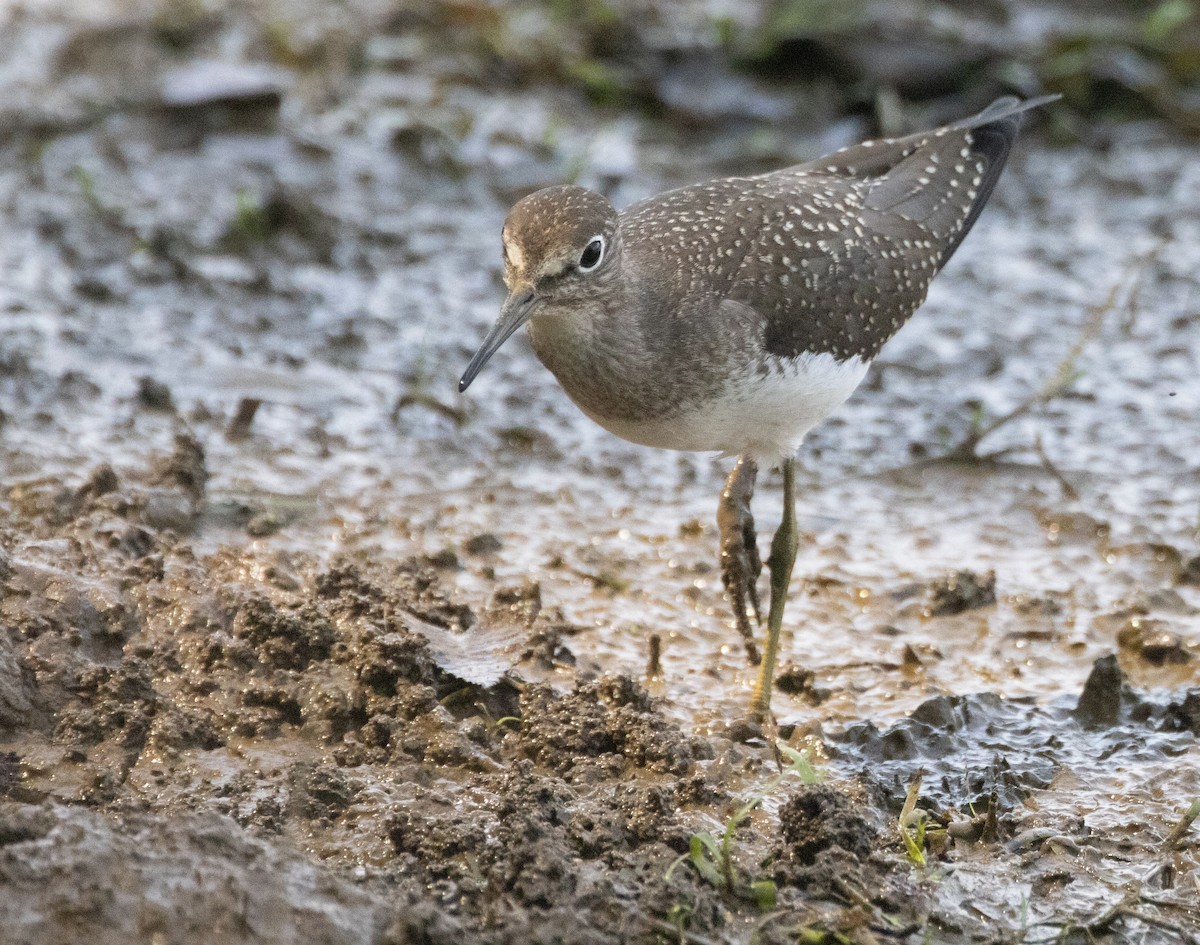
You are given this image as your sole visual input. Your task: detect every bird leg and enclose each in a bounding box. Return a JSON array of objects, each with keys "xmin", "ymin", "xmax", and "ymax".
[
  {"xmin": 749, "ymin": 456, "xmax": 798, "ymax": 723},
  {"xmin": 717, "ymin": 455, "xmax": 762, "ymax": 665}
]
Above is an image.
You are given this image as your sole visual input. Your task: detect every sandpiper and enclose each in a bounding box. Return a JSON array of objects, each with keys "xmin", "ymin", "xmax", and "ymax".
[{"xmin": 459, "ymin": 95, "xmax": 1056, "ymax": 722}]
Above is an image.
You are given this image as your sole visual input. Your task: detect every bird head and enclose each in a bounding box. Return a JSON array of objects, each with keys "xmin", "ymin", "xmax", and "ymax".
[{"xmin": 460, "ymin": 185, "xmax": 619, "ymax": 392}]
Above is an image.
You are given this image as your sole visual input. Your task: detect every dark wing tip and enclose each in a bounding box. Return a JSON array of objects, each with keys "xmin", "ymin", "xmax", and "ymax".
[
  {"xmin": 948, "ymin": 95, "xmax": 1058, "ymax": 253},
  {"xmin": 955, "ymin": 93, "xmax": 1060, "ymax": 165}
]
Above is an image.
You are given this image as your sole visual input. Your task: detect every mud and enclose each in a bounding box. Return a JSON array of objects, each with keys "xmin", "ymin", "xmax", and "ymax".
[{"xmin": 2, "ymin": 1, "xmax": 1199, "ymax": 943}]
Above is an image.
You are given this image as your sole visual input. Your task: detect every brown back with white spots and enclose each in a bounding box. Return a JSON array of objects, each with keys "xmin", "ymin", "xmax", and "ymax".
[{"xmin": 620, "ymin": 96, "xmax": 1041, "ymax": 362}]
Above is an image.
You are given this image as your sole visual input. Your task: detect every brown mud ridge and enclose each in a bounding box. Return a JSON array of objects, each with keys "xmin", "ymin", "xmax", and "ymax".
[{"xmin": 1, "ymin": 436, "xmax": 1198, "ymax": 944}]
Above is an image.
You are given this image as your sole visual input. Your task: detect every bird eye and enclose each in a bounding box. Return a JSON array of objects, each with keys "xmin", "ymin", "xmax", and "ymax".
[{"xmin": 578, "ymin": 237, "xmax": 604, "ymax": 271}]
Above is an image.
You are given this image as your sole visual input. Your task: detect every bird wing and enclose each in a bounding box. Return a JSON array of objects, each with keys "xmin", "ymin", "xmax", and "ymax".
[
  {"xmin": 722, "ymin": 176, "xmax": 934, "ymax": 361},
  {"xmin": 784, "ymin": 95, "xmax": 1056, "ymax": 264},
  {"xmin": 727, "ymin": 96, "xmax": 1053, "ymax": 361}
]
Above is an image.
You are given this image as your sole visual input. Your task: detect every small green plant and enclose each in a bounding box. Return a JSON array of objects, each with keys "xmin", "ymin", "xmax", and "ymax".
[
  {"xmin": 1143, "ymin": 0, "xmax": 1194, "ymax": 43},
  {"xmin": 897, "ymin": 775, "xmax": 945, "ymax": 867},
  {"xmin": 1163, "ymin": 797, "xmax": 1200, "ymax": 850},
  {"xmin": 681, "ymin": 796, "xmax": 777, "ymax": 908},
  {"xmin": 666, "ymin": 741, "xmax": 825, "ymax": 910},
  {"xmin": 664, "ymin": 901, "xmax": 692, "ymax": 940},
  {"xmin": 899, "ymin": 816, "xmax": 928, "ymax": 867},
  {"xmin": 73, "ymin": 165, "xmax": 103, "ymax": 213},
  {"xmin": 232, "ymin": 187, "xmax": 271, "ymax": 245},
  {"xmin": 1017, "ymin": 893, "xmax": 1031, "ymax": 940},
  {"xmin": 778, "ymin": 744, "xmax": 825, "ymax": 784}
]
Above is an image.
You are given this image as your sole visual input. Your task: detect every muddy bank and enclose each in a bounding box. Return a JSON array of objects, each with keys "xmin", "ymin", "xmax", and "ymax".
[
  {"xmin": 0, "ymin": 470, "xmax": 908, "ymax": 942},
  {"xmin": 1, "ymin": 439, "xmax": 1197, "ymax": 942},
  {"xmin": 1, "ymin": 0, "xmax": 1199, "ymax": 942}
]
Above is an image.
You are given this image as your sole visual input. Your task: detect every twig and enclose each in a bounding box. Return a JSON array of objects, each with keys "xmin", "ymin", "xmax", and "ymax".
[
  {"xmin": 1122, "ymin": 905, "xmax": 1200, "ymax": 941},
  {"xmin": 645, "ymin": 632, "xmax": 663, "ymax": 679},
  {"xmin": 899, "ymin": 773, "xmax": 922, "ymax": 826},
  {"xmin": 1074, "ymin": 883, "xmax": 1200, "ymax": 943},
  {"xmin": 1117, "ymin": 239, "xmax": 1166, "ymax": 334},
  {"xmin": 944, "ymin": 244, "xmax": 1162, "ymax": 461},
  {"xmin": 391, "ymin": 392, "xmax": 467, "ymax": 427},
  {"xmin": 1083, "ymin": 889, "xmax": 1139, "ymax": 933},
  {"xmin": 831, "ymin": 874, "xmax": 875, "ymax": 910},
  {"xmin": 1138, "ymin": 891, "xmax": 1200, "ymax": 924},
  {"xmin": 642, "ymin": 917, "xmax": 722, "ymax": 945},
  {"xmin": 945, "ymin": 286, "xmax": 1110, "ymax": 461},
  {"xmin": 1162, "ymin": 799, "xmax": 1200, "ymax": 851},
  {"xmin": 226, "ymin": 397, "xmax": 262, "ymax": 440},
  {"xmin": 1033, "ymin": 434, "xmax": 1079, "ymax": 501}
]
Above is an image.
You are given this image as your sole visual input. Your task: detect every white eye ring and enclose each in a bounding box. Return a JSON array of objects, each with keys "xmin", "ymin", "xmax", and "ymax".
[{"xmin": 578, "ymin": 235, "xmax": 605, "ymax": 271}]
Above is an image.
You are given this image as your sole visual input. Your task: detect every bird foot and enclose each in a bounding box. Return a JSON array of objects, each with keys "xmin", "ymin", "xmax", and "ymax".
[
  {"xmin": 717, "ymin": 456, "xmax": 762, "ymax": 665},
  {"xmin": 726, "ymin": 709, "xmax": 779, "ymax": 751}
]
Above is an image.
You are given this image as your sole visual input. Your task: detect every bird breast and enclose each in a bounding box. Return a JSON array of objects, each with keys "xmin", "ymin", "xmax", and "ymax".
[{"xmin": 527, "ymin": 303, "xmax": 869, "ymax": 459}]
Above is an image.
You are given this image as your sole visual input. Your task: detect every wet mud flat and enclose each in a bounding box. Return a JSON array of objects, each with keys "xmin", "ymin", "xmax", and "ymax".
[
  {"xmin": 1, "ymin": 481, "xmax": 1198, "ymax": 944},
  {"xmin": 2, "ymin": 1, "xmax": 1200, "ymax": 943}
]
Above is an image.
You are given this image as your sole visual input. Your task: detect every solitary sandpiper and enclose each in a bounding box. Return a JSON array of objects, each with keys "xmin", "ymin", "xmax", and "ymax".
[{"xmin": 459, "ymin": 95, "xmax": 1057, "ymax": 722}]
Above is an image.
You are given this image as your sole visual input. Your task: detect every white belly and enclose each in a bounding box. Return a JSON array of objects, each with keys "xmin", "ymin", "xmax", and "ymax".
[{"xmin": 580, "ymin": 352, "xmax": 870, "ymax": 461}]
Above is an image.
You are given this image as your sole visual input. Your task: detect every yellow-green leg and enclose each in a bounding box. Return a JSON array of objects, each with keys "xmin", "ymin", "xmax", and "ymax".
[{"xmin": 749, "ymin": 456, "xmax": 798, "ymax": 722}]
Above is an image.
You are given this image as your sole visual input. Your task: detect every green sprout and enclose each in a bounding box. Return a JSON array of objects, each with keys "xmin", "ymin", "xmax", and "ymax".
[
  {"xmin": 665, "ymin": 742, "xmax": 826, "ymax": 910},
  {"xmin": 897, "ymin": 775, "xmax": 944, "ymax": 867}
]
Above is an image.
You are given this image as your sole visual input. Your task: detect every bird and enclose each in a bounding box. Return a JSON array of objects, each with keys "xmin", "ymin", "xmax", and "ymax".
[{"xmin": 458, "ymin": 95, "xmax": 1057, "ymax": 724}]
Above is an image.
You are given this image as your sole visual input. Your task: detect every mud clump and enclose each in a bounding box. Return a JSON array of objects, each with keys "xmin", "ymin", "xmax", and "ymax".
[
  {"xmin": 464, "ymin": 532, "xmax": 503, "ymax": 556},
  {"xmin": 385, "ymin": 760, "xmax": 693, "ymax": 934},
  {"xmin": 143, "ymin": 432, "xmax": 208, "ymax": 532},
  {"xmin": 516, "ymin": 675, "xmax": 712, "ymax": 780},
  {"xmin": 777, "ymin": 785, "xmax": 876, "ymax": 867},
  {"xmin": 771, "ymin": 784, "xmax": 914, "ymax": 930},
  {"xmin": 927, "ymin": 569, "xmax": 996, "ymax": 616},
  {"xmin": 1116, "ymin": 618, "xmax": 1192, "ymax": 666},
  {"xmin": 0, "ymin": 802, "xmax": 393, "ymax": 945},
  {"xmin": 1166, "ymin": 691, "xmax": 1200, "ymax": 735},
  {"xmin": 1179, "ymin": 554, "xmax": 1200, "ymax": 587},
  {"xmin": 2, "ymin": 517, "xmax": 739, "ymax": 941},
  {"xmin": 771, "ymin": 784, "xmax": 893, "ymax": 906},
  {"xmin": 232, "ymin": 596, "xmax": 336, "ymax": 670},
  {"xmin": 1073, "ymin": 652, "xmax": 1126, "ymax": 727},
  {"xmin": 774, "ymin": 663, "xmax": 830, "ymax": 703},
  {"xmin": 0, "ymin": 632, "xmax": 36, "ymax": 731},
  {"xmin": 76, "ymin": 463, "xmax": 119, "ymax": 503},
  {"xmin": 315, "ymin": 560, "xmax": 474, "ymax": 634},
  {"xmin": 53, "ymin": 660, "xmax": 157, "ymax": 752}
]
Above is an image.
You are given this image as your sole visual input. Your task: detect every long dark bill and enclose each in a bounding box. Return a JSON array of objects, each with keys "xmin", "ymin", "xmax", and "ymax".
[{"xmin": 458, "ymin": 290, "xmax": 537, "ymax": 392}]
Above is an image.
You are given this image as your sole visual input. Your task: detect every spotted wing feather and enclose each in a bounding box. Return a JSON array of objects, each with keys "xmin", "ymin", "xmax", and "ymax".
[{"xmin": 736, "ymin": 96, "xmax": 1050, "ymax": 361}]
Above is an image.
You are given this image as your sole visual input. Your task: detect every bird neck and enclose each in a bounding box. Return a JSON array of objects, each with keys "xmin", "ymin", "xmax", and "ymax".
[{"xmin": 524, "ymin": 270, "xmax": 664, "ymax": 423}]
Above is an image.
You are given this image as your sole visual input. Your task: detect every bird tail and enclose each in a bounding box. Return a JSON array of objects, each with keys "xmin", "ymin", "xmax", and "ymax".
[
  {"xmin": 935, "ymin": 95, "xmax": 1059, "ymax": 260},
  {"xmin": 804, "ymin": 94, "xmax": 1059, "ymax": 265},
  {"xmin": 813, "ymin": 95, "xmax": 1058, "ymax": 181}
]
